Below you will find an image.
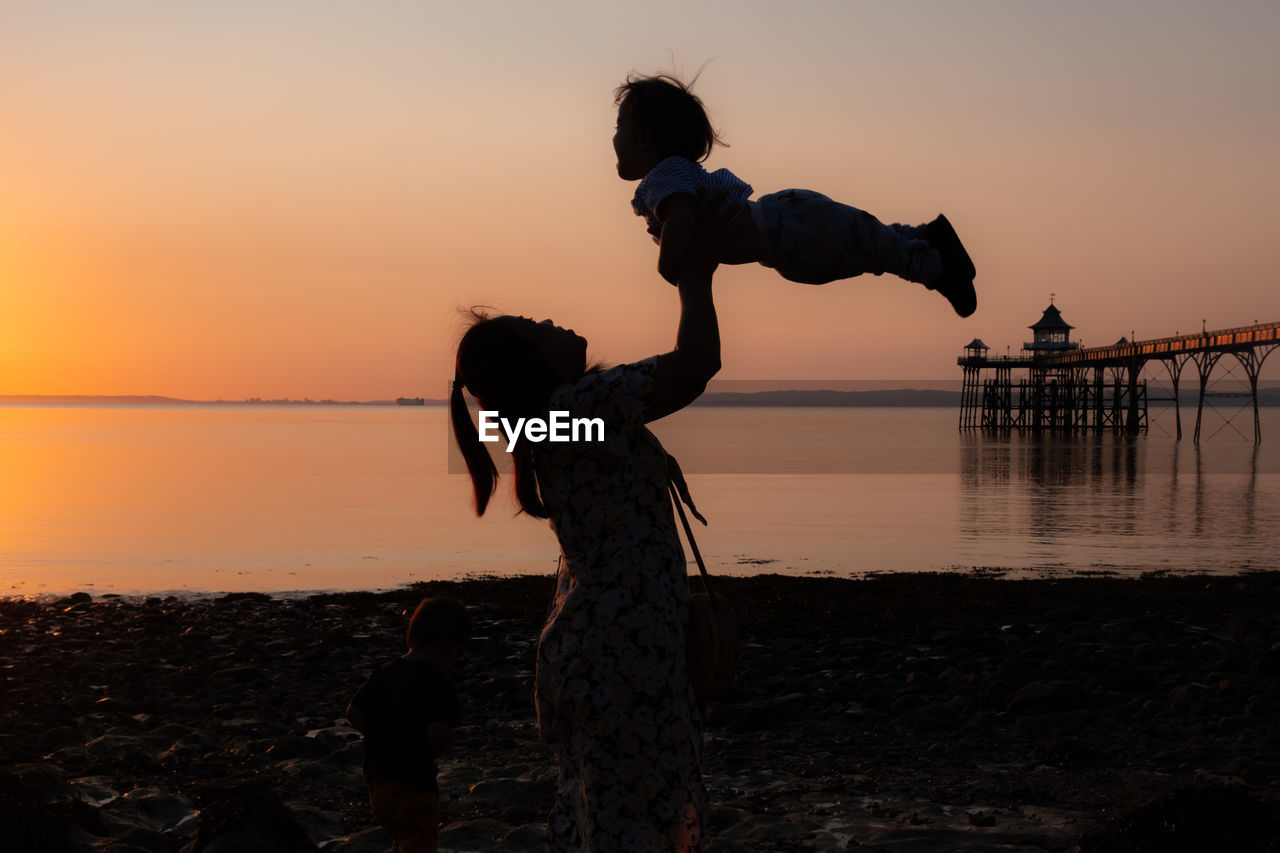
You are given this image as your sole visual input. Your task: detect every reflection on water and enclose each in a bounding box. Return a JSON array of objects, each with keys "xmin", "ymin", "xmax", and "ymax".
[
  {"xmin": 2, "ymin": 405, "xmax": 1277, "ymax": 597},
  {"xmin": 957, "ymin": 431, "xmax": 1275, "ymax": 575}
]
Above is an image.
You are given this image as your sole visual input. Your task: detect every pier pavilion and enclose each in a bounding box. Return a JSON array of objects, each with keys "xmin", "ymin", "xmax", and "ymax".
[{"xmin": 958, "ymin": 302, "xmax": 1280, "ymax": 442}]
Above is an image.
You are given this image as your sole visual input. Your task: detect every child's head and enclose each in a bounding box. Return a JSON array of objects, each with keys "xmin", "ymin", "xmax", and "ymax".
[
  {"xmin": 406, "ymin": 596, "xmax": 472, "ymax": 651},
  {"xmin": 614, "ymin": 72, "xmax": 722, "ymax": 164}
]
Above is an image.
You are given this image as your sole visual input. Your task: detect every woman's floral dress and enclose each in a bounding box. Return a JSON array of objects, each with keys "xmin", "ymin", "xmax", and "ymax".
[{"xmin": 533, "ymin": 357, "xmax": 705, "ymax": 852}]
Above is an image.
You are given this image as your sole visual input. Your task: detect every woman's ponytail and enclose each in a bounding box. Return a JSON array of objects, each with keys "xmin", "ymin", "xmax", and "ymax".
[{"xmin": 450, "ymin": 372, "xmax": 499, "ymax": 516}]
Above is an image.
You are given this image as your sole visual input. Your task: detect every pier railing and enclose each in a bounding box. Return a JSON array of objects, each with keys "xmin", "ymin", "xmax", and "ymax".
[{"xmin": 1047, "ymin": 322, "xmax": 1280, "ymax": 367}]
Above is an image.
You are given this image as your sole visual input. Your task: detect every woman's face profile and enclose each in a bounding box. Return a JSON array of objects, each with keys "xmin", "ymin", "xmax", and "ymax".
[{"xmin": 505, "ymin": 316, "xmax": 588, "ymax": 382}]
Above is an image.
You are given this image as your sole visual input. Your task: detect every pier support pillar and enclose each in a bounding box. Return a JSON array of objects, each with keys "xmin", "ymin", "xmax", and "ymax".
[
  {"xmin": 1160, "ymin": 357, "xmax": 1188, "ymax": 441},
  {"xmin": 1125, "ymin": 357, "xmax": 1142, "ymax": 437},
  {"xmin": 1192, "ymin": 352, "xmax": 1224, "ymax": 444},
  {"xmin": 1231, "ymin": 345, "xmax": 1278, "ymax": 444}
]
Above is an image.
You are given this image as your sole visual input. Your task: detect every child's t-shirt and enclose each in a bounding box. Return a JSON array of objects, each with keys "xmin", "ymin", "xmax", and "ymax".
[
  {"xmin": 351, "ymin": 657, "xmax": 460, "ymax": 792},
  {"xmin": 631, "ymin": 155, "xmax": 753, "ymax": 242}
]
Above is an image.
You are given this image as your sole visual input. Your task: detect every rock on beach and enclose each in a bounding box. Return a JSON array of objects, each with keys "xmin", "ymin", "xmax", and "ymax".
[{"xmin": 2, "ymin": 572, "xmax": 1279, "ymax": 851}]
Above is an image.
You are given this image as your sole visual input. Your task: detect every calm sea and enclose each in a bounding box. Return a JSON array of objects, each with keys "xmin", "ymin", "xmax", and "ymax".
[{"xmin": 2, "ymin": 403, "xmax": 1277, "ymax": 598}]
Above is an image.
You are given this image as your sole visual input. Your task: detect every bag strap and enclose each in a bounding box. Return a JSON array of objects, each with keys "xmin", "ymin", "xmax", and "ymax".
[{"xmin": 667, "ymin": 454, "xmax": 716, "ymax": 601}]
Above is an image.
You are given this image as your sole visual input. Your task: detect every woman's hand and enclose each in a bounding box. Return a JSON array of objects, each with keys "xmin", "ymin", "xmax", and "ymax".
[
  {"xmin": 661, "ymin": 188, "xmax": 735, "ymax": 286},
  {"xmin": 646, "ymin": 192, "xmax": 725, "ymax": 422}
]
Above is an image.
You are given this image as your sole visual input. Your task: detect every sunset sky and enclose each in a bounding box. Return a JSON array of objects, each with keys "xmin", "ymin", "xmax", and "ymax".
[{"xmin": 3, "ymin": 1, "xmax": 1278, "ymax": 400}]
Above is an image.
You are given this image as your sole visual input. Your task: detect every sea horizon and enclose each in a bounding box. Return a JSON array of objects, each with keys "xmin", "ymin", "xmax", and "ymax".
[{"xmin": 4, "ymin": 376, "xmax": 1280, "ymax": 409}]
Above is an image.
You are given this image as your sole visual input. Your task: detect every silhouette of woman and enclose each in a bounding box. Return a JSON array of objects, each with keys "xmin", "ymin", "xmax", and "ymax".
[{"xmin": 450, "ymin": 230, "xmax": 722, "ymax": 851}]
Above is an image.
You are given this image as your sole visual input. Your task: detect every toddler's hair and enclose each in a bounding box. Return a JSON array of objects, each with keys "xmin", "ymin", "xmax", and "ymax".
[
  {"xmin": 406, "ymin": 596, "xmax": 472, "ymax": 649},
  {"xmin": 614, "ymin": 72, "xmax": 722, "ymax": 163}
]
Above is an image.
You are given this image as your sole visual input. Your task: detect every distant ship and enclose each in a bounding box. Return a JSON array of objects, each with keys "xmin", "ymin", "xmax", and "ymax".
[{"xmin": 395, "ymin": 397, "xmax": 426, "ymax": 406}]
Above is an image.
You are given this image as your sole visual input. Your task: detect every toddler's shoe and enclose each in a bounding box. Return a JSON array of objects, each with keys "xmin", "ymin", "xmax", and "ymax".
[{"xmin": 925, "ymin": 214, "xmax": 977, "ymax": 317}]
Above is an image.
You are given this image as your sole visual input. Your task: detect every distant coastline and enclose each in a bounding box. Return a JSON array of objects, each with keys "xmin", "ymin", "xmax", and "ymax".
[
  {"xmin": 694, "ymin": 389, "xmax": 962, "ymax": 407},
  {"xmin": 0, "ymin": 390, "xmax": 966, "ymax": 407},
  {"xmin": 3, "ymin": 387, "xmax": 1278, "ymax": 408},
  {"xmin": 691, "ymin": 386, "xmax": 1280, "ymax": 407},
  {"xmin": 0, "ymin": 395, "xmax": 448, "ymax": 406}
]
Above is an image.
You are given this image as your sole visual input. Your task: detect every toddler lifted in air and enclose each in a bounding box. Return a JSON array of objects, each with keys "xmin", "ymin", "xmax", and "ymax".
[{"xmin": 613, "ymin": 73, "xmax": 977, "ymax": 317}]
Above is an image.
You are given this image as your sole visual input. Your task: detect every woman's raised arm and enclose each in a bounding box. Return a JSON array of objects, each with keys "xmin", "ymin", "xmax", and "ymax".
[{"xmin": 646, "ymin": 248, "xmax": 721, "ymax": 423}]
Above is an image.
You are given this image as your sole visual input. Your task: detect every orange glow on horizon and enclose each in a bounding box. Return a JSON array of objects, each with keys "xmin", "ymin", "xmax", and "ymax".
[{"xmin": 3, "ymin": 3, "xmax": 1278, "ymax": 399}]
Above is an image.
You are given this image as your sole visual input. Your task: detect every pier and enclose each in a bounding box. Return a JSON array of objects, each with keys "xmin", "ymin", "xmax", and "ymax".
[{"xmin": 958, "ymin": 302, "xmax": 1280, "ymax": 442}]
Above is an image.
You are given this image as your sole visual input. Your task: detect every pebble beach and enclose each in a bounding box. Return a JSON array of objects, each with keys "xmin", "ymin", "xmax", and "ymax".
[{"xmin": 3, "ymin": 571, "xmax": 1280, "ymax": 852}]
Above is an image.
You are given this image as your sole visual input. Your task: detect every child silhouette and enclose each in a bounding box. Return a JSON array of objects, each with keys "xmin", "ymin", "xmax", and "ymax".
[
  {"xmin": 347, "ymin": 597, "xmax": 471, "ymax": 853},
  {"xmin": 614, "ymin": 72, "xmax": 977, "ymax": 317}
]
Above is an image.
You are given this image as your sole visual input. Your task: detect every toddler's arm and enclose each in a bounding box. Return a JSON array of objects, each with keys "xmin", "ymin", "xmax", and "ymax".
[{"xmin": 656, "ymin": 194, "xmax": 696, "ymax": 285}]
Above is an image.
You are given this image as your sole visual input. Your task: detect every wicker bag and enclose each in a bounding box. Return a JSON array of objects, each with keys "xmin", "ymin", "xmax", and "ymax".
[
  {"xmin": 687, "ymin": 586, "xmax": 740, "ymax": 698},
  {"xmin": 669, "ymin": 478, "xmax": 740, "ymax": 699}
]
